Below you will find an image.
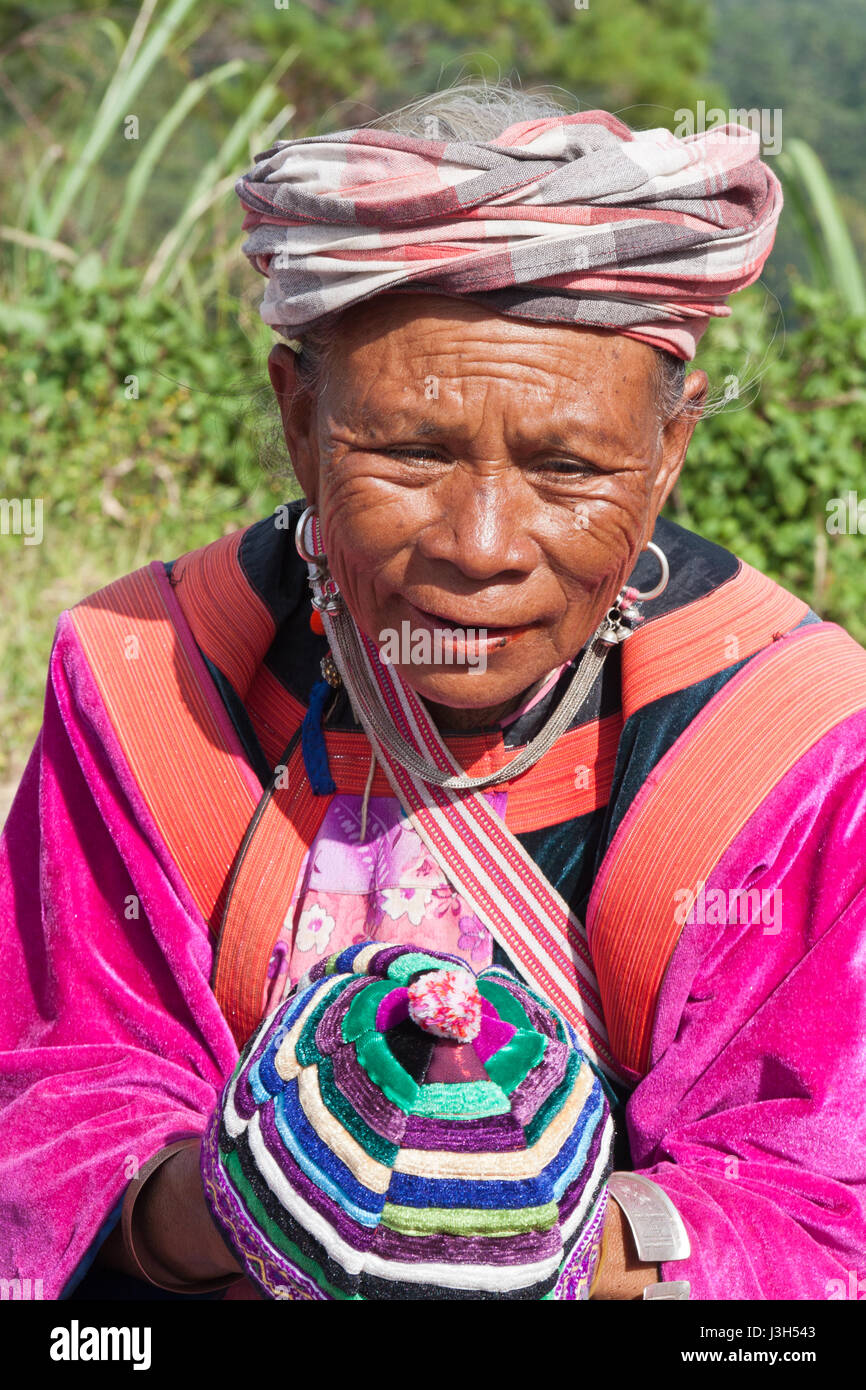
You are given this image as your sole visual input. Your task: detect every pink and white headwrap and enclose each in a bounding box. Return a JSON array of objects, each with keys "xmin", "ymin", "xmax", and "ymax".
[{"xmin": 235, "ymin": 109, "xmax": 783, "ymax": 361}]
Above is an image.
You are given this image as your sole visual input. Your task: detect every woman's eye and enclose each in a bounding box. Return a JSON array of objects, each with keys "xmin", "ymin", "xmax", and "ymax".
[
  {"xmin": 380, "ymin": 448, "xmax": 597, "ymax": 476},
  {"xmin": 385, "ymin": 447, "xmax": 444, "ymax": 462},
  {"xmin": 536, "ymin": 459, "xmax": 598, "ymax": 477}
]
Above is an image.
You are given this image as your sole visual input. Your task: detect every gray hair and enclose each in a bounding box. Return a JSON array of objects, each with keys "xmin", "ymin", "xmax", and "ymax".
[{"xmin": 290, "ymin": 81, "xmax": 689, "ymax": 420}]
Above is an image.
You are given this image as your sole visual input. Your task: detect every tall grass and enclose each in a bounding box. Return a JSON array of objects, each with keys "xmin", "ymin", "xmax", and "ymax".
[
  {"xmin": 1, "ymin": 0, "xmax": 296, "ymax": 316},
  {"xmin": 777, "ymin": 138, "xmax": 866, "ymax": 314},
  {"xmin": 0, "ymin": 1, "xmax": 297, "ymax": 782}
]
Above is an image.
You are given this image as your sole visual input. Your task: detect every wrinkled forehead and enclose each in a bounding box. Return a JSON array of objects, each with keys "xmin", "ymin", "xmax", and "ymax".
[
  {"xmin": 318, "ymin": 293, "xmax": 660, "ymax": 444},
  {"xmin": 332, "ymin": 291, "xmax": 654, "ymax": 369}
]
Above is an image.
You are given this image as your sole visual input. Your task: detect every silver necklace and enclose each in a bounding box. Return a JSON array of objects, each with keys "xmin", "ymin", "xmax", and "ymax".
[
  {"xmin": 296, "ymin": 505, "xmax": 666, "ymax": 792},
  {"xmin": 324, "ymin": 605, "xmax": 623, "ymax": 791}
]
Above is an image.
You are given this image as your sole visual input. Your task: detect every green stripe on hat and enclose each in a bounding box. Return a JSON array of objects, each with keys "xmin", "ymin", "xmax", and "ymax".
[
  {"xmin": 477, "ymin": 978, "xmax": 533, "ymax": 1033},
  {"xmin": 380, "ymin": 1200, "xmax": 559, "ymax": 1238},
  {"xmin": 483, "ymin": 1028, "xmax": 547, "ymax": 1094},
  {"xmin": 341, "ymin": 979, "xmax": 396, "ymax": 1043},
  {"xmin": 385, "ymin": 951, "xmax": 465, "ymax": 985},
  {"xmin": 355, "ymin": 1032, "xmax": 419, "ymax": 1112},
  {"xmin": 412, "ymin": 1079, "xmax": 511, "ymax": 1119},
  {"xmin": 295, "ymin": 976, "xmax": 358, "ymax": 1067},
  {"xmin": 222, "ymin": 1146, "xmax": 355, "ymax": 1300},
  {"xmin": 317, "ymin": 1055, "xmax": 401, "ymax": 1165}
]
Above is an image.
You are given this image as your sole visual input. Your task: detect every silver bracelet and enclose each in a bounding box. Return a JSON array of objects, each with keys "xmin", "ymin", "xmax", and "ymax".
[
  {"xmin": 606, "ymin": 1172, "xmax": 691, "ymax": 1301},
  {"xmin": 643, "ymin": 1280, "xmax": 691, "ymax": 1300}
]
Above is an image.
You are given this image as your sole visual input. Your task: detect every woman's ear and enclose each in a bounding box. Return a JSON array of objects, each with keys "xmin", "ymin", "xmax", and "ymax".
[
  {"xmin": 649, "ymin": 367, "xmax": 708, "ymax": 522},
  {"xmin": 267, "ymin": 343, "xmax": 319, "ymax": 502}
]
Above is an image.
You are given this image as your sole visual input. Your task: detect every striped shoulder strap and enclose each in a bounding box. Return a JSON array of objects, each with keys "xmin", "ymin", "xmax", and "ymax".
[
  {"xmin": 621, "ymin": 559, "xmax": 808, "ymax": 719},
  {"xmin": 70, "ymin": 558, "xmax": 331, "ymax": 1043},
  {"xmin": 69, "ymin": 560, "xmax": 263, "ymax": 936},
  {"xmin": 587, "ymin": 621, "xmax": 866, "ymax": 1079}
]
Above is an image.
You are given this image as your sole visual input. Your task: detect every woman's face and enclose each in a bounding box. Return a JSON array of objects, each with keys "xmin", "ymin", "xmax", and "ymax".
[{"xmin": 271, "ymin": 294, "xmax": 705, "ymax": 714}]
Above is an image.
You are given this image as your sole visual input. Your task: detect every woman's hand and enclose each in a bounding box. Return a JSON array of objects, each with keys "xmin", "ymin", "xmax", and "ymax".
[
  {"xmin": 589, "ymin": 1198, "xmax": 661, "ymax": 1299},
  {"xmin": 97, "ymin": 1138, "xmax": 243, "ymax": 1288}
]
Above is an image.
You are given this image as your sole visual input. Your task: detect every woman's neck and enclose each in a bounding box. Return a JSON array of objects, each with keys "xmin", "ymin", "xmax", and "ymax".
[
  {"xmin": 422, "ymin": 694, "xmax": 525, "ymax": 732},
  {"xmin": 422, "ymin": 667, "xmax": 562, "ymax": 733}
]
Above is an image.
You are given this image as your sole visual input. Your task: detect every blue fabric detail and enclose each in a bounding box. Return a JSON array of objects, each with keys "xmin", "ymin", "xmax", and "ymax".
[
  {"xmin": 274, "ymin": 1083, "xmax": 385, "ymax": 1220},
  {"xmin": 387, "ymin": 1086, "xmax": 603, "ymax": 1210},
  {"xmin": 335, "ymin": 942, "xmax": 372, "ymax": 974},
  {"xmin": 794, "ymin": 609, "xmax": 823, "ymax": 628},
  {"xmin": 59, "ymin": 1193, "xmax": 125, "ymax": 1299},
  {"xmin": 386, "ymin": 1166, "xmax": 552, "ymax": 1210},
  {"xmin": 162, "ymin": 559, "xmax": 272, "ymax": 789},
  {"xmin": 301, "ymin": 678, "xmax": 337, "ymax": 795},
  {"xmin": 551, "ymin": 1086, "xmax": 606, "ymax": 1200},
  {"xmin": 201, "ymin": 652, "xmax": 273, "ymax": 789}
]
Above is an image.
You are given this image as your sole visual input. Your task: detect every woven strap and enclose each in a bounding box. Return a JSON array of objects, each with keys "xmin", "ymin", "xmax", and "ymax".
[{"xmin": 300, "ymin": 516, "xmax": 623, "ymax": 1083}]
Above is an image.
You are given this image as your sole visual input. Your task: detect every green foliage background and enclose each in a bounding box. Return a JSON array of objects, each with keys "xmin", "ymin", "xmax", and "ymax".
[{"xmin": 1, "ymin": 0, "xmax": 864, "ymax": 781}]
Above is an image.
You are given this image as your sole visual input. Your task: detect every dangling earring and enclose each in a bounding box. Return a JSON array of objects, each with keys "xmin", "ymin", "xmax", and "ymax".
[
  {"xmin": 599, "ymin": 541, "xmax": 669, "ymax": 645},
  {"xmin": 294, "ymin": 504, "xmax": 344, "ymax": 620},
  {"xmin": 631, "ymin": 540, "xmax": 669, "ymax": 601}
]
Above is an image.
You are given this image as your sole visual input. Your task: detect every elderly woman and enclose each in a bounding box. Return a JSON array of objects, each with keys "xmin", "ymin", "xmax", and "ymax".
[{"xmin": 2, "ymin": 87, "xmax": 866, "ymax": 1304}]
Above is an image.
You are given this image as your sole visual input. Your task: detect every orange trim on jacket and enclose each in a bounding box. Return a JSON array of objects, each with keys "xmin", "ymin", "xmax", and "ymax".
[
  {"xmin": 588, "ymin": 621, "xmax": 866, "ymax": 1076},
  {"xmin": 69, "ymin": 522, "xmax": 820, "ymax": 1054}
]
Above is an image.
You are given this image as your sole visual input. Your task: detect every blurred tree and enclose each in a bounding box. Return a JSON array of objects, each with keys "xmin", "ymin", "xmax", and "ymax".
[
  {"xmin": 711, "ymin": 0, "xmax": 865, "ymax": 199},
  {"xmin": 709, "ymin": 0, "xmax": 866, "ymax": 306},
  {"xmin": 236, "ymin": 0, "xmax": 721, "ymax": 131}
]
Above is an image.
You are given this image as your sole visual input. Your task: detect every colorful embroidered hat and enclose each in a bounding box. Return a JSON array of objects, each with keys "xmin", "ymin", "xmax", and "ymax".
[{"xmin": 201, "ymin": 942, "xmax": 613, "ymax": 1300}]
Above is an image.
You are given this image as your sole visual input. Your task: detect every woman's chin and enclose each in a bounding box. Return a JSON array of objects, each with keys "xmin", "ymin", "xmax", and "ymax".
[{"xmin": 393, "ymin": 663, "xmax": 538, "ymax": 718}]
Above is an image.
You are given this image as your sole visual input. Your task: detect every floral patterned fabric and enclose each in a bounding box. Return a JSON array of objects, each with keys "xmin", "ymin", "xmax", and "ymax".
[{"xmin": 262, "ymin": 791, "xmax": 506, "ymax": 1016}]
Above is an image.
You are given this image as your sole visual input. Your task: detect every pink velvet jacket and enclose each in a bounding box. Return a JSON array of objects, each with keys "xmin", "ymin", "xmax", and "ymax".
[{"xmin": 2, "ymin": 534, "xmax": 866, "ymax": 1302}]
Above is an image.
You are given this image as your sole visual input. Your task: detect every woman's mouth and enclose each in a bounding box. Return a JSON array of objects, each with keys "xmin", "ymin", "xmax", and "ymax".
[{"xmin": 401, "ymin": 598, "xmax": 537, "ymax": 650}]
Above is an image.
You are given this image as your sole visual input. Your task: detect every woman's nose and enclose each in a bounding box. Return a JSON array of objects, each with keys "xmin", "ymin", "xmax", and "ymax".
[{"xmin": 417, "ymin": 467, "xmax": 538, "ymax": 581}]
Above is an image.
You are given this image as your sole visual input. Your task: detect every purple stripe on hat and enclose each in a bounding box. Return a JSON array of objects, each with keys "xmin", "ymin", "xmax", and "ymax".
[
  {"xmin": 245, "ymin": 1022, "xmax": 281, "ymax": 1071},
  {"xmin": 370, "ymin": 944, "xmax": 466, "ymax": 978},
  {"xmin": 313, "ymin": 975, "xmax": 370, "ymax": 1056},
  {"xmin": 508, "ymin": 1038, "xmax": 571, "ymax": 1127},
  {"xmin": 401, "ymin": 1111, "xmax": 527, "ymax": 1152},
  {"xmin": 494, "ymin": 977, "xmax": 561, "ymax": 1041},
  {"xmin": 362, "ymin": 945, "xmax": 411, "ymax": 978},
  {"xmin": 474, "ymin": 1002, "xmax": 516, "ymax": 1064},
  {"xmin": 330, "ymin": 1043, "xmax": 409, "ymax": 1145},
  {"xmin": 370, "ymin": 1221, "xmax": 561, "ymax": 1268},
  {"xmin": 375, "ymin": 986, "xmax": 410, "ymax": 1032},
  {"xmin": 232, "ymin": 1067, "xmax": 261, "ymax": 1122},
  {"xmin": 557, "ymin": 1124, "xmax": 606, "ymax": 1225},
  {"xmin": 257, "ymin": 1103, "xmax": 377, "ymax": 1254}
]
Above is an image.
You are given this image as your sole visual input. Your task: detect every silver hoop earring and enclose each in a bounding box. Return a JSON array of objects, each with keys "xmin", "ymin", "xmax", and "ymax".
[
  {"xmin": 598, "ymin": 541, "xmax": 670, "ymax": 645},
  {"xmin": 294, "ymin": 503, "xmax": 319, "ymax": 565},
  {"xmin": 294, "ymin": 504, "xmax": 343, "ymax": 615},
  {"xmin": 631, "ymin": 541, "xmax": 669, "ymax": 602}
]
